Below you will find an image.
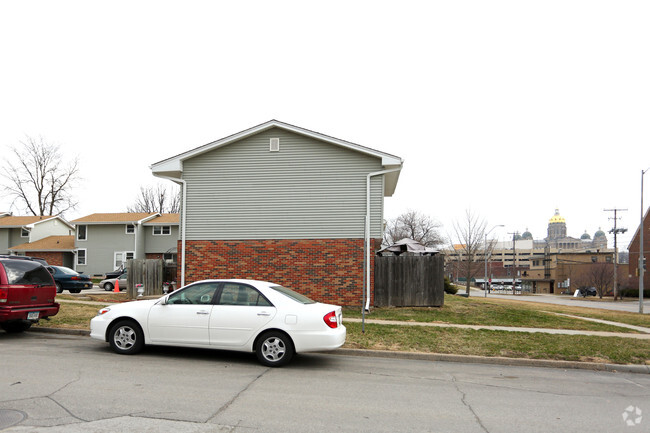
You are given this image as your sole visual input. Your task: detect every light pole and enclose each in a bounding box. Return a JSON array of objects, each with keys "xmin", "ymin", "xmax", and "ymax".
[
  {"xmin": 484, "ymin": 225, "xmax": 504, "ymax": 298},
  {"xmin": 640, "ymin": 168, "xmax": 649, "ymax": 314}
]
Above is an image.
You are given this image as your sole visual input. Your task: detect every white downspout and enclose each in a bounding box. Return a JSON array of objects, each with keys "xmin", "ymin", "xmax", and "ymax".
[
  {"xmin": 365, "ymin": 167, "xmax": 402, "ymax": 311},
  {"xmin": 157, "ymin": 175, "xmax": 187, "ymax": 287}
]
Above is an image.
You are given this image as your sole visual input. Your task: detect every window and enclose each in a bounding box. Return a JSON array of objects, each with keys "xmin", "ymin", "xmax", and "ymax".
[
  {"xmin": 268, "ymin": 285, "xmax": 315, "ymax": 304},
  {"xmin": 77, "ymin": 249, "xmax": 87, "ymax": 266},
  {"xmin": 168, "ymin": 282, "xmax": 219, "ymax": 305},
  {"xmin": 153, "ymin": 225, "xmax": 171, "ymax": 235},
  {"xmin": 2, "ymin": 260, "xmax": 52, "ymax": 285},
  {"xmin": 77, "ymin": 225, "xmax": 87, "ymax": 241},
  {"xmin": 21, "ymin": 228, "xmax": 29, "ymax": 237},
  {"xmin": 126, "ymin": 224, "xmax": 135, "ymax": 234},
  {"xmin": 218, "ymin": 283, "xmax": 272, "ymax": 306},
  {"xmin": 114, "ymin": 251, "xmax": 134, "ymax": 269}
]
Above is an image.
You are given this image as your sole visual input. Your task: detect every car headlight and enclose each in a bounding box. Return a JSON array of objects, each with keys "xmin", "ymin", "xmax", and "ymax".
[{"xmin": 97, "ymin": 307, "xmax": 111, "ymax": 316}]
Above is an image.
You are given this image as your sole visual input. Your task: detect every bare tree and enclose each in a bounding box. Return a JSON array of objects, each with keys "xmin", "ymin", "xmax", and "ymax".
[
  {"xmin": 451, "ymin": 209, "xmax": 487, "ymax": 295},
  {"xmin": 587, "ymin": 262, "xmax": 614, "ymax": 299},
  {"xmin": 127, "ymin": 183, "xmax": 180, "ymax": 213},
  {"xmin": 383, "ymin": 209, "xmax": 443, "ymax": 247},
  {"xmin": 1, "ymin": 136, "xmax": 80, "ymax": 216}
]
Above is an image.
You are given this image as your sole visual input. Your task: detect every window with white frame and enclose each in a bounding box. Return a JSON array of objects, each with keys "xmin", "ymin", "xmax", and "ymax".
[
  {"xmin": 114, "ymin": 251, "xmax": 134, "ymax": 269},
  {"xmin": 21, "ymin": 228, "xmax": 29, "ymax": 237},
  {"xmin": 77, "ymin": 249, "xmax": 87, "ymax": 266},
  {"xmin": 153, "ymin": 225, "xmax": 171, "ymax": 235},
  {"xmin": 126, "ymin": 224, "xmax": 135, "ymax": 234},
  {"xmin": 77, "ymin": 225, "xmax": 87, "ymax": 241}
]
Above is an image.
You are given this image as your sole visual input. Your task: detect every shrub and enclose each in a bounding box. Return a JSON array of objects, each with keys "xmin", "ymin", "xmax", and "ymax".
[
  {"xmin": 444, "ymin": 277, "xmax": 457, "ymax": 294},
  {"xmin": 620, "ymin": 288, "xmax": 650, "ymax": 299}
]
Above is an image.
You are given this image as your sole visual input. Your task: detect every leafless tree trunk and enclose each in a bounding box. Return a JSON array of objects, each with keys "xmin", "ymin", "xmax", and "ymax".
[
  {"xmin": 451, "ymin": 209, "xmax": 487, "ymax": 295},
  {"xmin": 127, "ymin": 183, "xmax": 180, "ymax": 213},
  {"xmin": 588, "ymin": 262, "xmax": 614, "ymax": 299},
  {"xmin": 383, "ymin": 209, "xmax": 443, "ymax": 247},
  {"xmin": 1, "ymin": 136, "xmax": 79, "ymax": 216}
]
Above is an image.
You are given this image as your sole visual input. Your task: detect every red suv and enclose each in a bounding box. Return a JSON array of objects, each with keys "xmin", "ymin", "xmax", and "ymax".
[{"xmin": 0, "ymin": 259, "xmax": 60, "ymax": 333}]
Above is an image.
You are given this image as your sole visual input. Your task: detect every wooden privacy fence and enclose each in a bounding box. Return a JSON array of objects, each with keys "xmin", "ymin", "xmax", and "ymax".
[
  {"xmin": 126, "ymin": 259, "xmax": 164, "ymax": 298},
  {"xmin": 374, "ymin": 255, "xmax": 444, "ymax": 307}
]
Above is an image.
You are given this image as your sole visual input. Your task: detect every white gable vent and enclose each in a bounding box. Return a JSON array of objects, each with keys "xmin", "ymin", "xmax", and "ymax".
[{"xmin": 270, "ymin": 138, "xmax": 280, "ymax": 152}]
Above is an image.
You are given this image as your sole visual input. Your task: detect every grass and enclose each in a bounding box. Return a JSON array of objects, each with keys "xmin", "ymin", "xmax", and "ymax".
[
  {"xmin": 343, "ymin": 294, "xmax": 650, "ymax": 333},
  {"xmin": 343, "ymin": 322, "xmax": 650, "ymax": 365},
  {"xmin": 37, "ymin": 292, "xmax": 650, "ymax": 365}
]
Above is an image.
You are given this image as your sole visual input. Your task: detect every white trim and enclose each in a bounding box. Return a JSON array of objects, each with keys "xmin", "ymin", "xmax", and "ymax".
[
  {"xmin": 76, "ymin": 248, "xmax": 87, "ymax": 266},
  {"xmin": 20, "ymin": 228, "xmax": 29, "ymax": 238},
  {"xmin": 153, "ymin": 225, "xmax": 171, "ymax": 236},
  {"xmin": 77, "ymin": 225, "xmax": 87, "ymax": 241},
  {"xmin": 114, "ymin": 251, "xmax": 135, "ymax": 270}
]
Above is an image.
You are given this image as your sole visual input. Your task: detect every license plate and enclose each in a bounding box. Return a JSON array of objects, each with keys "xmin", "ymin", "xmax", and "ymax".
[{"xmin": 27, "ymin": 311, "xmax": 39, "ymax": 320}]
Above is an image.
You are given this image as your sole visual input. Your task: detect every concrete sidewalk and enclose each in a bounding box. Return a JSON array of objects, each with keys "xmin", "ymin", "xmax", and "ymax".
[{"xmin": 344, "ymin": 318, "xmax": 650, "ymax": 339}]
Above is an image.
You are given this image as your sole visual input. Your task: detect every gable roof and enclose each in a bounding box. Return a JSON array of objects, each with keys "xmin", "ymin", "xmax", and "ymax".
[
  {"xmin": 72, "ymin": 213, "xmax": 160, "ymax": 225},
  {"xmin": 9, "ymin": 235, "xmax": 75, "ymax": 252},
  {"xmin": 0, "ymin": 215, "xmax": 74, "ymax": 230},
  {"xmin": 143, "ymin": 213, "xmax": 180, "ymax": 225},
  {"xmin": 150, "ymin": 120, "xmax": 403, "ymax": 195},
  {"xmin": 628, "ymin": 206, "xmax": 650, "ymax": 251}
]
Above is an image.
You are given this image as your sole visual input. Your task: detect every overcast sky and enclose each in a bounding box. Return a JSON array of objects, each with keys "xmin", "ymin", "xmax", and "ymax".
[{"xmin": 1, "ymin": 1, "xmax": 648, "ymax": 251}]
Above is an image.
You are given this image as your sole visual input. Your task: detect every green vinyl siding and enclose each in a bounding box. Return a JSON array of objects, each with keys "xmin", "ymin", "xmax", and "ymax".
[{"xmin": 182, "ymin": 128, "xmax": 385, "ymax": 240}]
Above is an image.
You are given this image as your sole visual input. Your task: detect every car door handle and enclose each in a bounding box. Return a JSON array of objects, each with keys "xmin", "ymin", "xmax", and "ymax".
[
  {"xmin": 196, "ymin": 310, "xmax": 210, "ymax": 315},
  {"xmin": 257, "ymin": 312, "xmax": 271, "ymax": 316}
]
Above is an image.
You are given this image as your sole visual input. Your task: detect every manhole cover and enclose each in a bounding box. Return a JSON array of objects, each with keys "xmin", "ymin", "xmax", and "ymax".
[{"xmin": 0, "ymin": 409, "xmax": 25, "ymax": 430}]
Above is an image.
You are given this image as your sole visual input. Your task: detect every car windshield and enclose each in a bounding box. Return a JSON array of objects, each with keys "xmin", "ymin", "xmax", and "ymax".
[
  {"xmin": 269, "ymin": 285, "xmax": 316, "ymax": 304},
  {"xmin": 55, "ymin": 266, "xmax": 79, "ymax": 275},
  {"xmin": 2, "ymin": 261, "xmax": 53, "ymax": 285}
]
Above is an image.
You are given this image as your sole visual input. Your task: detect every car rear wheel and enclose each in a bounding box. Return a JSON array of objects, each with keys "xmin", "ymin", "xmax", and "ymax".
[
  {"xmin": 108, "ymin": 320, "xmax": 144, "ymax": 355},
  {"xmin": 70, "ymin": 289, "xmax": 81, "ymax": 294},
  {"xmin": 104, "ymin": 282, "xmax": 114, "ymax": 292},
  {"xmin": 255, "ymin": 331, "xmax": 294, "ymax": 367},
  {"xmin": 55, "ymin": 282, "xmax": 63, "ymax": 294}
]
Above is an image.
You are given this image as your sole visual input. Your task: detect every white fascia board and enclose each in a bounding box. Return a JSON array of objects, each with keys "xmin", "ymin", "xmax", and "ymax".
[
  {"xmin": 149, "ymin": 120, "xmax": 404, "ymax": 176},
  {"xmin": 137, "ymin": 214, "xmax": 162, "ymax": 224}
]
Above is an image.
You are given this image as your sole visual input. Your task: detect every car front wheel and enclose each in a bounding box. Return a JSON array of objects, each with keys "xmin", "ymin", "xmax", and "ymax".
[
  {"xmin": 108, "ymin": 320, "xmax": 144, "ymax": 355},
  {"xmin": 255, "ymin": 331, "xmax": 294, "ymax": 367}
]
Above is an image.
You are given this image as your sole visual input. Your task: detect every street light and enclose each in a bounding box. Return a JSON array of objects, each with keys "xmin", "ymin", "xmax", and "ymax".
[
  {"xmin": 485, "ymin": 225, "xmax": 504, "ymax": 298},
  {"xmin": 640, "ymin": 168, "xmax": 649, "ymax": 314}
]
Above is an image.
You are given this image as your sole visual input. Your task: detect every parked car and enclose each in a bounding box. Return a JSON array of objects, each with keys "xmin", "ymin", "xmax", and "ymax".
[
  {"xmin": 104, "ymin": 266, "xmax": 124, "ymax": 280},
  {"xmin": 0, "ymin": 255, "xmax": 48, "ymax": 266},
  {"xmin": 48, "ymin": 266, "xmax": 93, "ymax": 294},
  {"xmin": 99, "ymin": 271, "xmax": 127, "ymax": 291},
  {"xmin": 0, "ymin": 258, "xmax": 59, "ymax": 333},
  {"xmin": 90, "ymin": 279, "xmax": 346, "ymax": 367},
  {"xmin": 579, "ymin": 286, "xmax": 597, "ymax": 297}
]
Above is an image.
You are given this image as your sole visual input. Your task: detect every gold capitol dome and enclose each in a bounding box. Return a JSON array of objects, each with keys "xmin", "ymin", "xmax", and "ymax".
[{"xmin": 549, "ymin": 208, "xmax": 566, "ymax": 224}]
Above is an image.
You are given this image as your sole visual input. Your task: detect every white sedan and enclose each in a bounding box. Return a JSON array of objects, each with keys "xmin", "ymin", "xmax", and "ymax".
[{"xmin": 90, "ymin": 279, "xmax": 346, "ymax": 367}]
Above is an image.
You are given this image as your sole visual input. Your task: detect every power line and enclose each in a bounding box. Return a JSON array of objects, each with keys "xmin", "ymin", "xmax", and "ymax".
[{"xmin": 604, "ymin": 208, "xmax": 627, "ymax": 300}]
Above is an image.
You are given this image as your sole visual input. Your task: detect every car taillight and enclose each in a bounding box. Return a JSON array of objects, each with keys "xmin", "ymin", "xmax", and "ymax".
[
  {"xmin": 323, "ymin": 311, "xmax": 338, "ymax": 329},
  {"xmin": 71, "ymin": 276, "xmax": 80, "ymax": 280},
  {"xmin": 0, "ymin": 287, "xmax": 7, "ymax": 303}
]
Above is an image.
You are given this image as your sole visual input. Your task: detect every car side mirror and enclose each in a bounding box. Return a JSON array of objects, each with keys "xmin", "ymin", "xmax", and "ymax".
[
  {"xmin": 47, "ymin": 267, "xmax": 55, "ymax": 275},
  {"xmin": 158, "ymin": 296, "xmax": 167, "ymax": 306}
]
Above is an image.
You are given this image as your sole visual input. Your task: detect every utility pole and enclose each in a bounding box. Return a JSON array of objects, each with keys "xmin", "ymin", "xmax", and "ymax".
[
  {"xmin": 508, "ymin": 232, "xmax": 519, "ymax": 294},
  {"xmin": 604, "ymin": 208, "xmax": 628, "ymax": 300}
]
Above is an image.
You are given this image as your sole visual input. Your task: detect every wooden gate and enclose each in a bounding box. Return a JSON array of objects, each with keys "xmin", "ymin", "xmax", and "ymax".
[
  {"xmin": 374, "ymin": 255, "xmax": 444, "ymax": 307},
  {"xmin": 126, "ymin": 259, "xmax": 164, "ymax": 298}
]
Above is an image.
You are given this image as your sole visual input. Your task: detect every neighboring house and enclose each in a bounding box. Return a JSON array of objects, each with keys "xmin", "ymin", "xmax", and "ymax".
[
  {"xmin": 9, "ymin": 235, "xmax": 76, "ymax": 267},
  {"xmin": 71, "ymin": 213, "xmax": 179, "ymax": 276},
  {"xmin": 0, "ymin": 214, "xmax": 75, "ymax": 258},
  {"xmin": 150, "ymin": 120, "xmax": 403, "ymax": 306}
]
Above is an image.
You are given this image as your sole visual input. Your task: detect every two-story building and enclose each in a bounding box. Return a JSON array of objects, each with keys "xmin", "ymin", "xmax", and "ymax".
[
  {"xmin": 150, "ymin": 120, "xmax": 402, "ymax": 306},
  {"xmin": 71, "ymin": 213, "xmax": 179, "ymax": 276}
]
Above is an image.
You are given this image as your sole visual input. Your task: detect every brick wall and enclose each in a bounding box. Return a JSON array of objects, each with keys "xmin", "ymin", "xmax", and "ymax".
[
  {"xmin": 178, "ymin": 239, "xmax": 374, "ymax": 306},
  {"xmin": 26, "ymin": 252, "xmax": 65, "ymax": 266}
]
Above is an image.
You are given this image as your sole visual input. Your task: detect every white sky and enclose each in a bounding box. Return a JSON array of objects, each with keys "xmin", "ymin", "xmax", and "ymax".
[{"xmin": 1, "ymin": 1, "xmax": 648, "ymax": 251}]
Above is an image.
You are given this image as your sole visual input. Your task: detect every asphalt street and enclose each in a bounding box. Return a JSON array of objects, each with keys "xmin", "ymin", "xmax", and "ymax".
[{"xmin": 1, "ymin": 332, "xmax": 648, "ymax": 432}]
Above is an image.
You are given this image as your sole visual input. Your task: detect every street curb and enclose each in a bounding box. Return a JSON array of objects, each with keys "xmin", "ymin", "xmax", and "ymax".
[
  {"xmin": 29, "ymin": 327, "xmax": 650, "ymax": 375},
  {"xmin": 332, "ymin": 348, "xmax": 650, "ymax": 375}
]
